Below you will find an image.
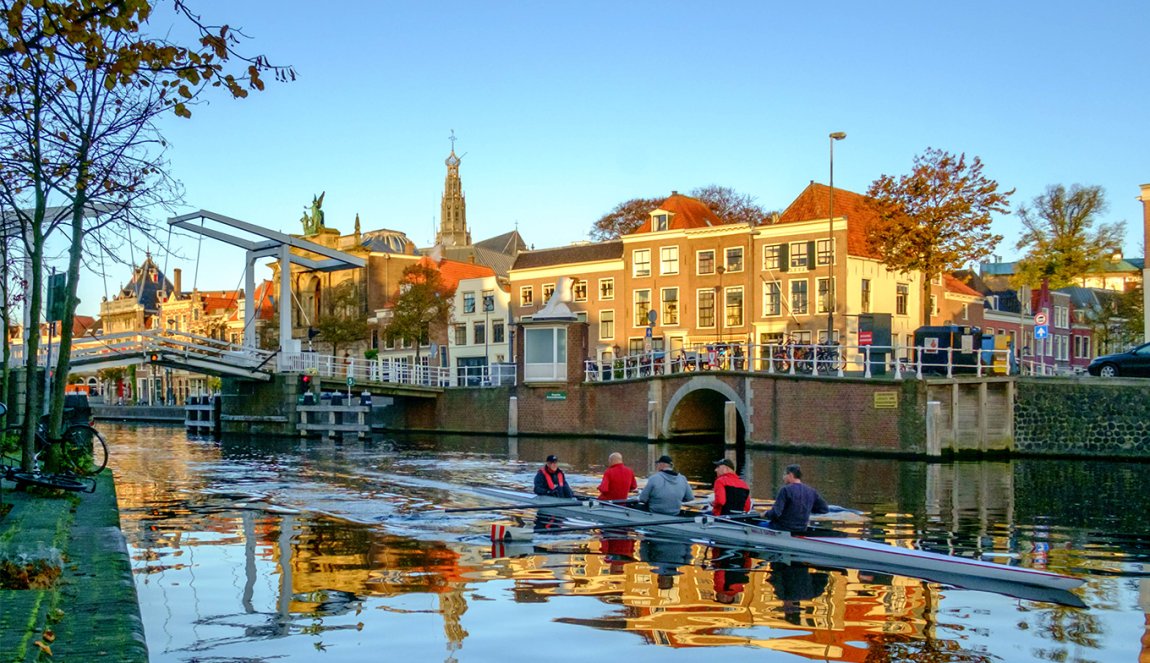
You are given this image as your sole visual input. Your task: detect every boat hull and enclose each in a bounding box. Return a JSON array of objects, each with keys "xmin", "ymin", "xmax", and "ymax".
[{"xmin": 474, "ymin": 487, "xmax": 1084, "ymax": 606}]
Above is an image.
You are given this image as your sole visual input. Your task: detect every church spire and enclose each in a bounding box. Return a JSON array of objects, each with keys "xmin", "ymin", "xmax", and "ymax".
[{"xmin": 437, "ymin": 129, "xmax": 470, "ymax": 247}]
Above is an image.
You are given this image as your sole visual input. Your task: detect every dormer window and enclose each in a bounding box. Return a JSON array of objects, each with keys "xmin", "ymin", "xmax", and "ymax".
[{"xmin": 653, "ymin": 213, "xmax": 669, "ymax": 232}]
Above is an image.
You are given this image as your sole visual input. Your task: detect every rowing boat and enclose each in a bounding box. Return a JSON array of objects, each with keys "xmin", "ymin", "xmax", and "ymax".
[{"xmin": 472, "ymin": 486, "xmax": 1085, "ymax": 606}]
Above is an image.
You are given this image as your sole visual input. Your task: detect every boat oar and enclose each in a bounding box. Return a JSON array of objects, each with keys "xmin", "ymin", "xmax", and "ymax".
[
  {"xmin": 443, "ymin": 499, "xmax": 583, "ymax": 513},
  {"xmin": 510, "ymin": 515, "xmax": 714, "ymax": 539}
]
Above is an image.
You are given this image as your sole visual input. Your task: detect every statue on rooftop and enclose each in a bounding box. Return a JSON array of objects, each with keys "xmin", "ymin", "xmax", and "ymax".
[{"xmin": 301, "ymin": 192, "xmax": 326, "ymax": 234}]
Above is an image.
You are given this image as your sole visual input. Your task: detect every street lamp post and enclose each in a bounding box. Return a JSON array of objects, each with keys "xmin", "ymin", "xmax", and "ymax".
[
  {"xmin": 483, "ymin": 291, "xmax": 493, "ymax": 384},
  {"xmin": 827, "ymin": 131, "xmax": 847, "ymax": 345}
]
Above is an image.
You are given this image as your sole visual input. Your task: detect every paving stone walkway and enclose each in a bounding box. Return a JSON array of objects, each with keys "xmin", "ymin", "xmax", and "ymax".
[{"xmin": 0, "ymin": 472, "xmax": 147, "ymax": 662}]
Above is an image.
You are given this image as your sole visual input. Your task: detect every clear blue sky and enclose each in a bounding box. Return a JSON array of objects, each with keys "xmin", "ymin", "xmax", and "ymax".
[{"xmin": 75, "ymin": 1, "xmax": 1148, "ymax": 315}]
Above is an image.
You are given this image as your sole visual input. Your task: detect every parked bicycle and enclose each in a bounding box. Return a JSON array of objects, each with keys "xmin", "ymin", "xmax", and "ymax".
[{"xmin": 0, "ymin": 402, "xmax": 106, "ymax": 492}]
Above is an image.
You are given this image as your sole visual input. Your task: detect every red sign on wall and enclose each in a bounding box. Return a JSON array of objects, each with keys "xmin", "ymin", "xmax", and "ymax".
[{"xmin": 859, "ymin": 331, "xmax": 873, "ymax": 346}]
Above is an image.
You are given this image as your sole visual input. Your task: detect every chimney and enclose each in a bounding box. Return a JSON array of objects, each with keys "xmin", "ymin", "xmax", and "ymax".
[
  {"xmin": 671, "ymin": 190, "xmax": 678, "ymax": 196},
  {"xmin": 173, "ymin": 268, "xmax": 182, "ymax": 296}
]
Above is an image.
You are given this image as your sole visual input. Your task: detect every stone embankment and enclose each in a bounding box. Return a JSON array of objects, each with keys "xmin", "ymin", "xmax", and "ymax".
[{"xmin": 0, "ymin": 473, "xmax": 147, "ymax": 662}]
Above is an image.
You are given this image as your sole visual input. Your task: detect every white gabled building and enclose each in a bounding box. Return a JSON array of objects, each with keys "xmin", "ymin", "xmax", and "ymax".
[{"xmin": 448, "ymin": 274, "xmax": 513, "ymax": 385}]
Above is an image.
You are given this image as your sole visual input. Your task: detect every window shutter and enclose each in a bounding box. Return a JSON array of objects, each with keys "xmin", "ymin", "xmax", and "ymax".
[
  {"xmin": 807, "ymin": 241, "xmax": 817, "ymax": 266},
  {"xmin": 779, "ymin": 244, "xmax": 789, "ymax": 272}
]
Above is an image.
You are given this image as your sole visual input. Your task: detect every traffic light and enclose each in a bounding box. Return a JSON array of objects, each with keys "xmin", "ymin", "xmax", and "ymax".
[
  {"xmin": 149, "ymin": 353, "xmax": 160, "ymax": 363},
  {"xmin": 299, "ymin": 373, "xmax": 313, "ymax": 392}
]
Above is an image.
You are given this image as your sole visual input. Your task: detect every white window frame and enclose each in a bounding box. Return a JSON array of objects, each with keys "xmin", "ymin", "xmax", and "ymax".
[
  {"xmin": 520, "ymin": 285, "xmax": 534, "ymax": 307},
  {"xmin": 599, "ymin": 278, "xmax": 614, "ymax": 301},
  {"xmin": 816, "ymin": 239, "xmax": 834, "ymax": 266},
  {"xmin": 816, "ymin": 277, "xmax": 833, "ymax": 314},
  {"xmin": 725, "ymin": 286, "xmax": 744, "ymax": 327},
  {"xmin": 789, "ymin": 242, "xmax": 810, "ymax": 271},
  {"xmin": 633, "ymin": 289, "xmax": 652, "ymax": 327},
  {"xmin": 697, "ymin": 249, "xmax": 715, "ymax": 275},
  {"xmin": 763, "ymin": 244, "xmax": 782, "ymax": 271},
  {"xmin": 661, "ymin": 287, "xmax": 679, "ymax": 326},
  {"xmin": 724, "ymin": 247, "xmax": 744, "ymax": 273},
  {"xmin": 696, "ymin": 288, "xmax": 716, "ymax": 329},
  {"xmin": 660, "ymin": 246, "xmax": 679, "ymax": 275},
  {"xmin": 791, "ymin": 279, "xmax": 809, "ymax": 315},
  {"xmin": 572, "ymin": 280, "xmax": 588, "ymax": 302},
  {"xmin": 763, "ymin": 281, "xmax": 782, "ymax": 317},
  {"xmin": 599, "ymin": 310, "xmax": 615, "ymax": 341},
  {"xmin": 633, "ymin": 249, "xmax": 651, "ymax": 277}
]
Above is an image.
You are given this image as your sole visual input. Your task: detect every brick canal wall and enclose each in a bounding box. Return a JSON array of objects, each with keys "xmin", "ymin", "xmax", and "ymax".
[
  {"xmin": 745, "ymin": 376, "xmax": 926, "ymax": 454},
  {"xmin": 1015, "ymin": 377, "xmax": 1150, "ymax": 458}
]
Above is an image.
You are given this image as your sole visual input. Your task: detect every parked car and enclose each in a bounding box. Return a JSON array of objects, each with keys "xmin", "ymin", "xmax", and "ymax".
[{"xmin": 1087, "ymin": 342, "xmax": 1150, "ymax": 377}]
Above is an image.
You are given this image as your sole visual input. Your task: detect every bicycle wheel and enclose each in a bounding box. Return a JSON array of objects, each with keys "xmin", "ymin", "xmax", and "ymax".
[
  {"xmin": 59, "ymin": 424, "xmax": 108, "ymax": 476},
  {"xmin": 9, "ymin": 471, "xmax": 88, "ymax": 492}
]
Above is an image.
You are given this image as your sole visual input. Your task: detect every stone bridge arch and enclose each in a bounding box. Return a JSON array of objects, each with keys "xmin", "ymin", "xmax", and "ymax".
[{"xmin": 661, "ymin": 375, "xmax": 748, "ymax": 442}]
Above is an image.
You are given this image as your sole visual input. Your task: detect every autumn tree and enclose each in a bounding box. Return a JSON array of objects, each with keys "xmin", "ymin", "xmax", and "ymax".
[
  {"xmin": 1011, "ymin": 184, "xmax": 1126, "ymax": 289},
  {"xmin": 589, "ymin": 185, "xmax": 769, "ymax": 240},
  {"xmin": 0, "ymin": 1, "xmax": 292, "ymax": 468},
  {"xmin": 1087, "ymin": 285, "xmax": 1143, "ymax": 355},
  {"xmin": 384, "ymin": 263, "xmax": 455, "ymax": 367},
  {"xmin": 313, "ymin": 281, "xmax": 370, "ymax": 358},
  {"xmin": 866, "ymin": 148, "xmax": 1013, "ymax": 325}
]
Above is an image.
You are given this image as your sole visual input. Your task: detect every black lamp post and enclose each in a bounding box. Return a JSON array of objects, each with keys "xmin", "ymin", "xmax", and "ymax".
[{"xmin": 827, "ymin": 131, "xmax": 846, "ymax": 344}]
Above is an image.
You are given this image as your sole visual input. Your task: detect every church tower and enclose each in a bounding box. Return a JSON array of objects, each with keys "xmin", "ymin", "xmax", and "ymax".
[{"xmin": 436, "ymin": 131, "xmax": 471, "ymax": 247}]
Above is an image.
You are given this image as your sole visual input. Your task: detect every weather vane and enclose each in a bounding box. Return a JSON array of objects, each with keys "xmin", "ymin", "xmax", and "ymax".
[{"xmin": 448, "ymin": 129, "xmax": 457, "ymax": 151}]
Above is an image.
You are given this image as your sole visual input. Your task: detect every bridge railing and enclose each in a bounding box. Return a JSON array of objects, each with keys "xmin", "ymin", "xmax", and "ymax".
[
  {"xmin": 584, "ymin": 342, "xmax": 1023, "ymax": 382},
  {"xmin": 287, "ymin": 352, "xmax": 455, "ymax": 388},
  {"xmin": 453, "ymin": 363, "xmax": 517, "ymax": 387}
]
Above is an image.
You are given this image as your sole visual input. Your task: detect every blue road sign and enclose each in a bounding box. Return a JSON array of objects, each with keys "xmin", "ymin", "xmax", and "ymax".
[{"xmin": 1034, "ymin": 325, "xmax": 1049, "ymax": 339}]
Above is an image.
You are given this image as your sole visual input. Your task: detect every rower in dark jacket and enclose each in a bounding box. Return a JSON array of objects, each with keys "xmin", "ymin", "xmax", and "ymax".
[
  {"xmin": 765, "ymin": 464, "xmax": 829, "ymax": 533},
  {"xmin": 534, "ymin": 454, "xmax": 575, "ymax": 498}
]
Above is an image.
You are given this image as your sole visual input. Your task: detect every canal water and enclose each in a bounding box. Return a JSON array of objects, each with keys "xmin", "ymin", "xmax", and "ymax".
[{"xmin": 105, "ymin": 423, "xmax": 1150, "ymax": 662}]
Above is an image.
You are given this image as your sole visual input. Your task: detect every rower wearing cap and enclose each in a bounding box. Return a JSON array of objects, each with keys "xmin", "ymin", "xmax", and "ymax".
[
  {"xmin": 638, "ymin": 455, "xmax": 694, "ymax": 515},
  {"xmin": 534, "ymin": 454, "xmax": 575, "ymax": 498},
  {"xmin": 711, "ymin": 458, "xmax": 752, "ymax": 516}
]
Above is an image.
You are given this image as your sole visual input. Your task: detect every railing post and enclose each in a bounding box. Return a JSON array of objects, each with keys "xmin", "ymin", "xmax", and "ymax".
[
  {"xmin": 946, "ymin": 346, "xmax": 954, "ymax": 378},
  {"xmin": 864, "ymin": 345, "xmax": 872, "ymax": 379},
  {"xmin": 767, "ymin": 344, "xmax": 776, "ymax": 374},
  {"xmin": 787, "ymin": 345, "xmax": 795, "ymax": 375}
]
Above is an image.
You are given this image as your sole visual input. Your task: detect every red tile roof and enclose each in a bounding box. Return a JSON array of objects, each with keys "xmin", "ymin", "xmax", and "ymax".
[
  {"xmin": 630, "ymin": 193, "xmax": 721, "ymax": 234},
  {"xmin": 777, "ymin": 183, "xmax": 881, "ymax": 259},
  {"xmin": 418, "ymin": 256, "xmax": 495, "ymax": 288},
  {"xmin": 944, "ymin": 273, "xmax": 982, "ymax": 298},
  {"xmin": 72, "ymin": 315, "xmax": 97, "ymax": 336}
]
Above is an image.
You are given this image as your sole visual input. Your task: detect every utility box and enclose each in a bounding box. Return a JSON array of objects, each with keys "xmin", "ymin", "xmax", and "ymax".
[
  {"xmin": 981, "ymin": 334, "xmax": 1014, "ymax": 375},
  {"xmin": 858, "ymin": 313, "xmax": 893, "ymax": 375},
  {"xmin": 914, "ymin": 325, "xmax": 981, "ymax": 375}
]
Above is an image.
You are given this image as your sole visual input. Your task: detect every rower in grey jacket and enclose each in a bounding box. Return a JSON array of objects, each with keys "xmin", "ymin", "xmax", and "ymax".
[{"xmin": 638, "ymin": 455, "xmax": 694, "ymax": 515}]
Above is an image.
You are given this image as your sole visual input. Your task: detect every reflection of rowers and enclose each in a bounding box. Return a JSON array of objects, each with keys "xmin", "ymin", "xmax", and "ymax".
[
  {"xmin": 712, "ymin": 549, "xmax": 752, "ymax": 604},
  {"xmin": 640, "ymin": 538, "xmax": 692, "ymax": 589},
  {"xmin": 768, "ymin": 562, "xmax": 831, "ymax": 624}
]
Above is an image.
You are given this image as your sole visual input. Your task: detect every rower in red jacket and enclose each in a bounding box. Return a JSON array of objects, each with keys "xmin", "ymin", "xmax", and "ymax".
[
  {"xmin": 597, "ymin": 452, "xmax": 637, "ymax": 501},
  {"xmin": 711, "ymin": 458, "xmax": 752, "ymax": 516}
]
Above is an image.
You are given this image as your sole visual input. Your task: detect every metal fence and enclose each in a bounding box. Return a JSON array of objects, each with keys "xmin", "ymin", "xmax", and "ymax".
[
  {"xmin": 583, "ymin": 342, "xmax": 1038, "ymax": 382},
  {"xmin": 286, "ymin": 352, "xmax": 516, "ymax": 388}
]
